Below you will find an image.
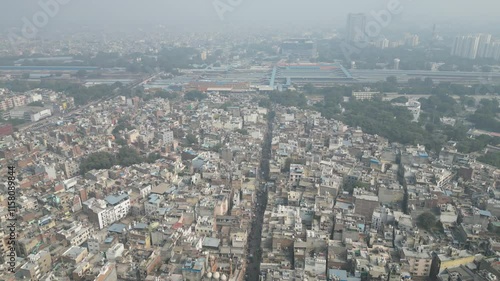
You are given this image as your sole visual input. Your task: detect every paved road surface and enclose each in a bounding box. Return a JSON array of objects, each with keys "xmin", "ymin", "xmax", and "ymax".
[{"xmin": 245, "ymin": 110, "xmax": 273, "ymax": 281}]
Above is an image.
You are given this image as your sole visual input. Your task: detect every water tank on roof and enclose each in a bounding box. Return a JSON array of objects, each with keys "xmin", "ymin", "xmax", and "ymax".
[
  {"xmin": 221, "ymin": 274, "xmax": 227, "ymax": 281},
  {"xmin": 206, "ymin": 272, "xmax": 212, "ymax": 278}
]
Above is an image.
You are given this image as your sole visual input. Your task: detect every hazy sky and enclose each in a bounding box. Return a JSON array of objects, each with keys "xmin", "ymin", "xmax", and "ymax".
[{"xmin": 1, "ymin": 0, "xmax": 498, "ymax": 30}]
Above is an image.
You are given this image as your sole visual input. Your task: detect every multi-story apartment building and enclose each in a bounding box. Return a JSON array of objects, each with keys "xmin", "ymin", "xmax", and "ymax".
[
  {"xmin": 354, "ymin": 194, "xmax": 379, "ymax": 221},
  {"xmin": 17, "ymin": 250, "xmax": 52, "ymax": 280},
  {"xmin": 93, "ymin": 263, "xmax": 118, "ymax": 281},
  {"xmin": 55, "ymin": 222, "xmax": 93, "ymax": 247},
  {"xmin": 83, "ymin": 194, "xmax": 130, "ymax": 229},
  {"xmin": 144, "ymin": 193, "xmax": 165, "ymax": 215},
  {"xmin": 16, "ymin": 237, "xmax": 40, "ymax": 258},
  {"xmin": 11, "ymin": 95, "xmax": 26, "ymax": 107},
  {"xmin": 400, "ymin": 247, "xmax": 433, "ymax": 277},
  {"xmin": 289, "ymin": 164, "xmax": 304, "ymax": 183},
  {"xmin": 62, "ymin": 160, "xmax": 80, "ymax": 178}
]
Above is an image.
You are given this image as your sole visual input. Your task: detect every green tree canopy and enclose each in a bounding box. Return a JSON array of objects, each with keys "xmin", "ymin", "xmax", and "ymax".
[
  {"xmin": 417, "ymin": 212, "xmax": 437, "ymax": 231},
  {"xmin": 80, "ymin": 147, "xmax": 145, "ymax": 174},
  {"xmin": 185, "ymin": 133, "xmax": 198, "ymax": 145},
  {"xmin": 184, "ymin": 90, "xmax": 207, "ymax": 101},
  {"xmin": 27, "ymin": 101, "xmax": 44, "ymax": 107},
  {"xmin": 477, "ymin": 152, "xmax": 500, "ymax": 168},
  {"xmin": 390, "ymin": 96, "xmax": 408, "ymax": 104},
  {"xmin": 269, "ymin": 91, "xmax": 307, "ymax": 107}
]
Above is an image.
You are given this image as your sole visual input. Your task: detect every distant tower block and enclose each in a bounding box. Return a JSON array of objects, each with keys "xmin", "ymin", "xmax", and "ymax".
[
  {"xmin": 394, "ymin": 58, "xmax": 400, "ymax": 70},
  {"xmin": 201, "ymin": 51, "xmax": 208, "ymax": 61}
]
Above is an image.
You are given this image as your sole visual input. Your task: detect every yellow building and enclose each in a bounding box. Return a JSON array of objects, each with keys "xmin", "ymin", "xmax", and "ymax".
[
  {"xmin": 62, "ymin": 246, "xmax": 88, "ymax": 264},
  {"xmin": 72, "ymin": 261, "xmax": 92, "ymax": 281},
  {"xmin": 436, "ymin": 249, "xmax": 475, "ymax": 273},
  {"xmin": 16, "ymin": 238, "xmax": 41, "ymax": 258}
]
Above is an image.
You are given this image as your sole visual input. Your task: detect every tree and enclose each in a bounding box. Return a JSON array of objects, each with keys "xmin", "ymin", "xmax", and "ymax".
[
  {"xmin": 210, "ymin": 143, "xmax": 223, "ymax": 153},
  {"xmin": 156, "ymin": 47, "xmax": 200, "ymax": 71},
  {"xmin": 456, "ymin": 135, "xmax": 498, "ymax": 154},
  {"xmin": 479, "ymin": 99, "xmax": 499, "ymax": 115},
  {"xmin": 220, "ymin": 102, "xmax": 233, "ymax": 110},
  {"xmin": 424, "ymin": 78, "xmax": 434, "ymax": 87},
  {"xmin": 185, "ymin": 133, "xmax": 198, "ymax": 145},
  {"xmin": 417, "ymin": 212, "xmax": 437, "ymax": 231},
  {"xmin": 258, "ymin": 99, "xmax": 271, "ymax": 108},
  {"xmin": 469, "ymin": 113, "xmax": 500, "ymax": 133},
  {"xmin": 155, "ymin": 90, "xmax": 179, "ymax": 100},
  {"xmin": 390, "ymin": 96, "xmax": 408, "ymax": 104},
  {"xmin": 343, "ymin": 180, "xmax": 370, "ymax": 195},
  {"xmin": 6, "ymin": 118, "xmax": 27, "ymax": 126},
  {"xmin": 116, "ymin": 147, "xmax": 143, "ymax": 167},
  {"xmin": 386, "ymin": 76, "xmax": 398, "ymax": 85},
  {"xmin": 146, "ymin": 152, "xmax": 162, "ymax": 163},
  {"xmin": 184, "ymin": 90, "xmax": 207, "ymax": 101},
  {"xmin": 477, "ymin": 152, "xmax": 500, "ymax": 168},
  {"xmin": 341, "ymin": 99, "xmax": 429, "ymax": 146},
  {"xmin": 75, "ymin": 70, "xmax": 87, "ymax": 78},
  {"xmin": 481, "ymin": 65, "xmax": 492, "ymax": 72},
  {"xmin": 115, "ymin": 138, "xmax": 127, "ymax": 146},
  {"xmin": 80, "ymin": 151, "xmax": 116, "ymax": 174},
  {"xmin": 80, "ymin": 147, "xmax": 145, "ymax": 174},
  {"xmin": 435, "ymin": 221, "xmax": 445, "ymax": 234},
  {"xmin": 269, "ymin": 91, "xmax": 307, "ymax": 107},
  {"xmin": 303, "ymin": 83, "xmax": 316, "ymax": 93},
  {"xmin": 235, "ymin": 129, "xmax": 248, "ymax": 135},
  {"xmin": 27, "ymin": 101, "xmax": 44, "ymax": 107},
  {"xmin": 112, "ymin": 120, "xmax": 133, "ymax": 138},
  {"xmin": 459, "ymin": 96, "xmax": 475, "ymax": 107}
]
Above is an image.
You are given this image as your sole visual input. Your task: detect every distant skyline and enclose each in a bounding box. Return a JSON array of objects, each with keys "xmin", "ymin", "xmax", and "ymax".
[{"xmin": 1, "ymin": 0, "xmax": 499, "ymax": 32}]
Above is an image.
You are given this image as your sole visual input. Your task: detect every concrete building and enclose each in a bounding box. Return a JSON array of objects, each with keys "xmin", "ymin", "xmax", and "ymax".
[
  {"xmin": 83, "ymin": 194, "xmax": 131, "ymax": 229},
  {"xmin": 163, "ymin": 130, "xmax": 174, "ymax": 145},
  {"xmin": 94, "ymin": 263, "xmax": 118, "ymax": 281},
  {"xmin": 280, "ymin": 39, "xmax": 318, "ymax": 59},
  {"xmin": 62, "ymin": 246, "xmax": 88, "ymax": 264},
  {"xmin": 477, "ymin": 34, "xmax": 493, "ymax": 58},
  {"xmin": 35, "ymin": 163, "xmax": 57, "ymax": 180},
  {"xmin": 451, "ymin": 35, "xmax": 480, "ymax": 59},
  {"xmin": 62, "ymin": 160, "xmax": 80, "ymax": 178},
  {"xmin": 394, "ymin": 58, "xmax": 400, "ymax": 70},
  {"xmin": 9, "ymin": 107, "xmax": 51, "ymax": 122},
  {"xmin": 401, "ymin": 247, "xmax": 433, "ymax": 277},
  {"xmin": 17, "ymin": 250, "xmax": 52, "ymax": 280},
  {"xmin": 352, "ymin": 91, "xmax": 379, "ymax": 101},
  {"xmin": 106, "ymin": 243, "xmax": 125, "ymax": 261},
  {"xmin": 289, "ymin": 164, "xmax": 304, "ymax": 183},
  {"xmin": 55, "ymin": 222, "xmax": 93, "ymax": 246},
  {"xmin": 354, "ymin": 194, "xmax": 379, "ymax": 221},
  {"xmin": 347, "ymin": 13, "xmax": 366, "ymax": 43}
]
